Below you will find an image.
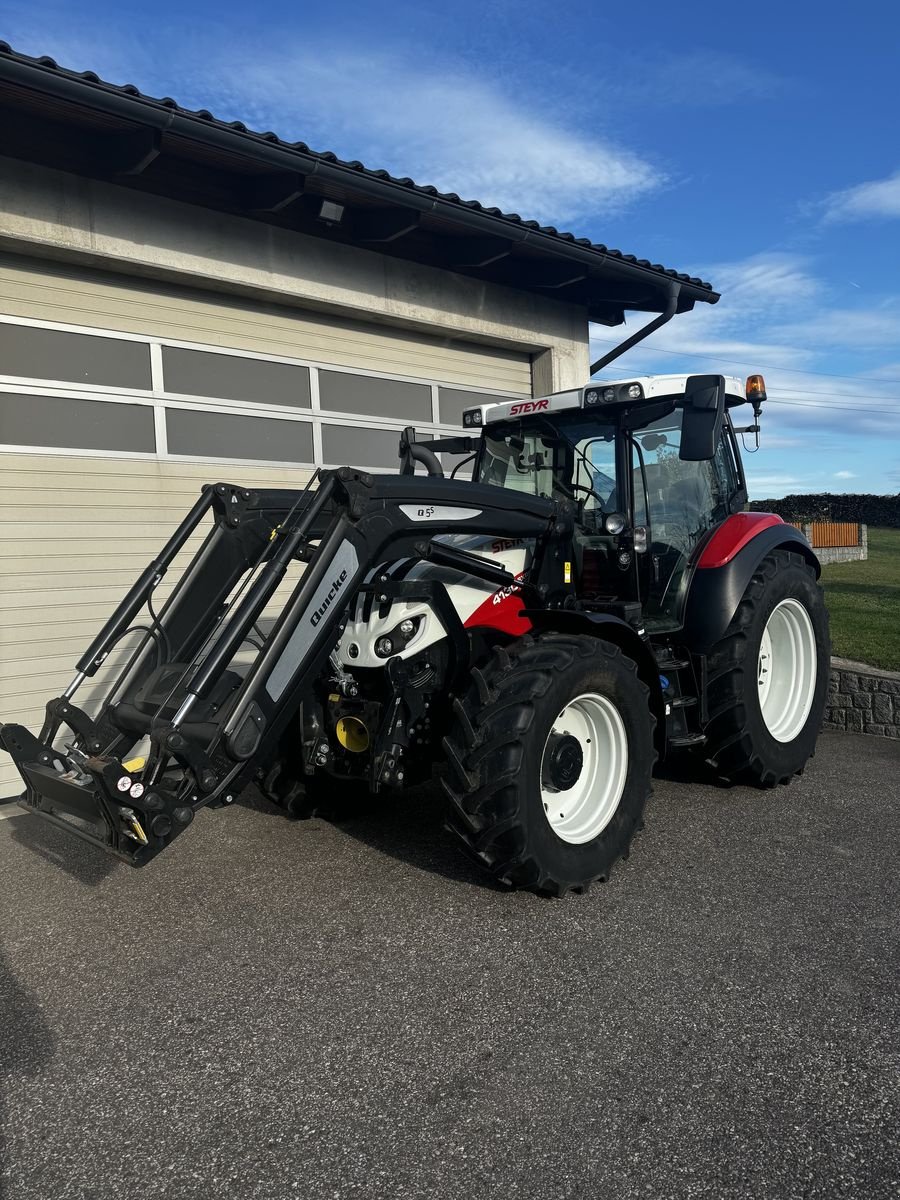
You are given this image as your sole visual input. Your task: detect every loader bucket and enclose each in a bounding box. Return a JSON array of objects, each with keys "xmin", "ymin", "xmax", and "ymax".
[{"xmin": 0, "ymin": 721, "xmax": 193, "ymax": 865}]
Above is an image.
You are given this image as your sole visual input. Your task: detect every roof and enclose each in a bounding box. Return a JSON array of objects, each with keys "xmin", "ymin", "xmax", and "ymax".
[
  {"xmin": 0, "ymin": 42, "xmax": 719, "ymax": 326},
  {"xmin": 476, "ymin": 373, "xmax": 745, "ymax": 427}
]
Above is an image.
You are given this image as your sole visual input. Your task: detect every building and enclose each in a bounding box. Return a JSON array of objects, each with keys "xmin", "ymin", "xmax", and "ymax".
[{"xmin": 0, "ymin": 43, "xmax": 716, "ymax": 797}]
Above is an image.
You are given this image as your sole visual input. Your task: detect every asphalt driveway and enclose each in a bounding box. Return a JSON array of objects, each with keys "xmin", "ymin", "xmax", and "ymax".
[{"xmin": 1, "ymin": 731, "xmax": 897, "ymax": 1200}]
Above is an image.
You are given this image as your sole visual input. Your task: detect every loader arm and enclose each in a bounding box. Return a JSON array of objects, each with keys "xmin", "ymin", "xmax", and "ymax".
[{"xmin": 0, "ymin": 467, "xmax": 571, "ymax": 865}]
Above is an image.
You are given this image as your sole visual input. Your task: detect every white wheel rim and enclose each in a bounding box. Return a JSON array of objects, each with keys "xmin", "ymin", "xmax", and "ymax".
[
  {"xmin": 757, "ymin": 598, "xmax": 817, "ymax": 742},
  {"xmin": 540, "ymin": 692, "xmax": 628, "ymax": 845}
]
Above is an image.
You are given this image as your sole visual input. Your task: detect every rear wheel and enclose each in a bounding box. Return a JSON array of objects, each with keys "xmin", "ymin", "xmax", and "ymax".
[
  {"xmin": 703, "ymin": 549, "xmax": 829, "ymax": 785},
  {"xmin": 443, "ymin": 634, "xmax": 655, "ymax": 896}
]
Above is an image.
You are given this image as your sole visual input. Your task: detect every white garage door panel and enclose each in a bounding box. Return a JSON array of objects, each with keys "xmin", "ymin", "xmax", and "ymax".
[
  {"xmin": 0, "ymin": 255, "xmax": 533, "ymax": 395},
  {"xmin": 1, "ymin": 638, "xmax": 134, "ymax": 671},
  {"xmin": 0, "ymin": 453, "xmax": 311, "ymax": 796},
  {"xmin": 2, "ymin": 569, "xmax": 168, "ymax": 593},
  {"xmin": 1, "ymin": 506, "xmax": 201, "ymax": 527}
]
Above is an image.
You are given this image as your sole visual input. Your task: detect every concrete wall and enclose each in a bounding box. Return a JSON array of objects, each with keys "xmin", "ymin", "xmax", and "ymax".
[
  {"xmin": 0, "ymin": 158, "xmax": 591, "ymax": 395},
  {"xmin": 825, "ymin": 657, "xmax": 900, "ymax": 738}
]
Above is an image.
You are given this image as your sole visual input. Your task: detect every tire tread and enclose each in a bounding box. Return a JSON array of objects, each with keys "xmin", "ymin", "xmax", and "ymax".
[{"xmin": 442, "ymin": 634, "xmax": 655, "ymax": 895}]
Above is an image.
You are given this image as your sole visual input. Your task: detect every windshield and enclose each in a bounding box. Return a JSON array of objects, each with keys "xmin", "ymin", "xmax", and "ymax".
[{"xmin": 476, "ymin": 414, "xmax": 618, "ymax": 513}]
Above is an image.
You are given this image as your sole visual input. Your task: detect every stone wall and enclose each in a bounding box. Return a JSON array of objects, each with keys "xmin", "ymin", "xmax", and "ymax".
[
  {"xmin": 801, "ymin": 523, "xmax": 868, "ymax": 565},
  {"xmin": 825, "ymin": 657, "xmax": 900, "ymax": 738},
  {"xmin": 817, "ymin": 545, "xmax": 867, "ymax": 565}
]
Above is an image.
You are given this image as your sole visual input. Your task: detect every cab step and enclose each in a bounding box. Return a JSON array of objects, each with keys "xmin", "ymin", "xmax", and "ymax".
[
  {"xmin": 668, "ymin": 732, "xmax": 707, "ymax": 748},
  {"xmin": 657, "ymin": 657, "xmax": 690, "ymax": 671}
]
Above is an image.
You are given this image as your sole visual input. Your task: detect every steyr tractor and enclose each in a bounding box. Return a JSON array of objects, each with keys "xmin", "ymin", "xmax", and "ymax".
[{"xmin": 0, "ymin": 295, "xmax": 830, "ymax": 896}]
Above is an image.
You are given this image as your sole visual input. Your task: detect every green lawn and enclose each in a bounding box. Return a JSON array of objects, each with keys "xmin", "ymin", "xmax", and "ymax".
[{"xmin": 819, "ymin": 527, "xmax": 900, "ymax": 672}]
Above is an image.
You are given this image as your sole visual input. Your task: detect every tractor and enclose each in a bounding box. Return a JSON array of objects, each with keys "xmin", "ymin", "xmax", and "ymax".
[{"xmin": 0, "ymin": 306, "xmax": 830, "ymax": 896}]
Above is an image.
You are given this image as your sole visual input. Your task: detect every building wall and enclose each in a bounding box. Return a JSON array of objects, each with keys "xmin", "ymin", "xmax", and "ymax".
[{"xmin": 0, "ymin": 158, "xmax": 591, "ymax": 392}]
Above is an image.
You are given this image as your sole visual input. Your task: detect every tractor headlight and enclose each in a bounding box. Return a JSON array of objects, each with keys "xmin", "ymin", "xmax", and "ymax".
[
  {"xmin": 585, "ymin": 383, "xmax": 644, "ymax": 406},
  {"xmin": 604, "ymin": 512, "xmax": 626, "ymax": 535},
  {"xmin": 462, "ymin": 408, "xmax": 483, "ymax": 427},
  {"xmin": 374, "ymin": 616, "xmax": 423, "ymax": 658}
]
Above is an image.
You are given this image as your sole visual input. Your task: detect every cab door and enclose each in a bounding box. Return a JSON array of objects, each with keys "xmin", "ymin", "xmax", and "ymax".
[{"xmin": 631, "ymin": 412, "xmax": 735, "ymax": 630}]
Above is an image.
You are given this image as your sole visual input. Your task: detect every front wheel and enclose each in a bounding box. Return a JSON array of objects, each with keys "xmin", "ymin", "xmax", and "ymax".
[
  {"xmin": 263, "ymin": 760, "xmax": 372, "ymax": 821},
  {"xmin": 443, "ymin": 634, "xmax": 656, "ymax": 896},
  {"xmin": 703, "ymin": 549, "xmax": 830, "ymax": 786}
]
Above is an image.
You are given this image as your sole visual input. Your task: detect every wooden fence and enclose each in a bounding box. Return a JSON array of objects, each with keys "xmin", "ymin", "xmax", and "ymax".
[{"xmin": 790, "ymin": 521, "xmax": 860, "ymax": 548}]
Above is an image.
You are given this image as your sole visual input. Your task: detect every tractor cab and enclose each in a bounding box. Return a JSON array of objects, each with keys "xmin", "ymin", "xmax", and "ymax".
[{"xmin": 466, "ymin": 373, "xmax": 763, "ymax": 631}]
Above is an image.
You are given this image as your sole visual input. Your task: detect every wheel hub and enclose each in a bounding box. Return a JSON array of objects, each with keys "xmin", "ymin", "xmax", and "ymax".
[
  {"xmin": 542, "ymin": 733, "xmax": 583, "ymax": 792},
  {"xmin": 757, "ymin": 598, "xmax": 817, "ymax": 742},
  {"xmin": 539, "ymin": 692, "xmax": 629, "ymax": 845}
]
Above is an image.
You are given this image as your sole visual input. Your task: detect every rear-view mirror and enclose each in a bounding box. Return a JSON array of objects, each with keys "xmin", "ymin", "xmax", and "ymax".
[{"xmin": 680, "ymin": 374, "xmax": 726, "ymax": 461}]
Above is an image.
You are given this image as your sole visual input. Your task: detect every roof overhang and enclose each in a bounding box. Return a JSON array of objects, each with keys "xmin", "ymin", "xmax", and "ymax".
[{"xmin": 0, "ymin": 44, "xmax": 720, "ymax": 326}]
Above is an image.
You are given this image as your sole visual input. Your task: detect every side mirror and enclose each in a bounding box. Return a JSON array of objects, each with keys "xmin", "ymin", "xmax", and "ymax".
[
  {"xmin": 680, "ymin": 374, "xmax": 726, "ymax": 461},
  {"xmin": 398, "ymin": 426, "xmax": 444, "ymax": 478}
]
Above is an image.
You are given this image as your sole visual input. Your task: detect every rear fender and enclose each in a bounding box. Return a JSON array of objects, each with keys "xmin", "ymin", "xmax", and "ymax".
[
  {"xmin": 683, "ymin": 519, "xmax": 820, "ymax": 654},
  {"xmin": 522, "ymin": 610, "xmax": 666, "ymax": 757}
]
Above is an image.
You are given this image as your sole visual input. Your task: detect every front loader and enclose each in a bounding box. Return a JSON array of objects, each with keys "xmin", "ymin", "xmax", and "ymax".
[{"xmin": 1, "ymin": 356, "xmax": 830, "ymax": 896}]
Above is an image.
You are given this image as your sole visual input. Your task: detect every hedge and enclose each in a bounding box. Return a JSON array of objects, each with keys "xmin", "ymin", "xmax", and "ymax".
[{"xmin": 749, "ymin": 493, "xmax": 900, "ymax": 528}]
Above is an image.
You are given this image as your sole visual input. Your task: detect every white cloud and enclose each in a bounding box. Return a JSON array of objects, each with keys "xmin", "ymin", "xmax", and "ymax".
[
  {"xmin": 745, "ymin": 475, "xmax": 808, "ymax": 492},
  {"xmin": 701, "ymin": 253, "xmax": 820, "ymax": 315},
  {"xmin": 865, "ymin": 362, "xmax": 900, "ymax": 379},
  {"xmin": 589, "ymin": 248, "xmax": 900, "ymax": 455},
  {"xmin": 834, "ymin": 470, "xmax": 857, "ymax": 479},
  {"xmin": 590, "ymin": 253, "xmax": 827, "ymax": 379},
  {"xmin": 209, "ymin": 51, "xmax": 663, "ymax": 224},
  {"xmin": 821, "ymin": 170, "xmax": 900, "ymax": 223},
  {"xmin": 775, "ymin": 307, "xmax": 900, "ymax": 349},
  {"xmin": 4, "ymin": 21, "xmax": 663, "ymax": 226}
]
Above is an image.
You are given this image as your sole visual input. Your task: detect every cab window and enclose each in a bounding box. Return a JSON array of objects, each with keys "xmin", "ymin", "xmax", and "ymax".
[
  {"xmin": 477, "ymin": 415, "xmax": 618, "ymax": 517},
  {"xmin": 632, "ymin": 411, "xmax": 732, "ymax": 626}
]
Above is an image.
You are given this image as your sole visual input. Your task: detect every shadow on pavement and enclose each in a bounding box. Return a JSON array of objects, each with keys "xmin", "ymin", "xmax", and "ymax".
[
  {"xmin": 237, "ymin": 754, "xmax": 733, "ymax": 889},
  {"xmin": 652, "ymin": 751, "xmax": 735, "ymax": 788},
  {"xmin": 0, "ymin": 944, "xmax": 55, "ymax": 1199},
  {"xmin": 239, "ymin": 781, "xmax": 506, "ymax": 892},
  {"xmin": 339, "ymin": 787, "xmax": 509, "ymax": 891},
  {"xmin": 6, "ymin": 812, "xmax": 119, "ymax": 887}
]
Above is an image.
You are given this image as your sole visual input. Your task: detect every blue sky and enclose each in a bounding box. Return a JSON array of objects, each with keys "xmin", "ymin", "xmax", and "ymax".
[{"xmin": 2, "ymin": 0, "xmax": 899, "ymax": 497}]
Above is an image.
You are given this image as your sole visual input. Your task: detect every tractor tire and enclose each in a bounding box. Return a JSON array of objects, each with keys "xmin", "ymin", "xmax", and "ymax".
[
  {"xmin": 263, "ymin": 760, "xmax": 371, "ymax": 821},
  {"xmin": 284, "ymin": 774, "xmax": 372, "ymax": 821},
  {"xmin": 442, "ymin": 633, "xmax": 656, "ymax": 896},
  {"xmin": 703, "ymin": 549, "xmax": 830, "ymax": 786}
]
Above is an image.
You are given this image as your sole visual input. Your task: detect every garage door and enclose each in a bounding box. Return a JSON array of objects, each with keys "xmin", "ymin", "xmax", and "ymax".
[{"xmin": 0, "ymin": 254, "xmax": 532, "ymax": 797}]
